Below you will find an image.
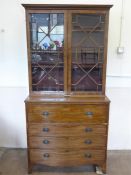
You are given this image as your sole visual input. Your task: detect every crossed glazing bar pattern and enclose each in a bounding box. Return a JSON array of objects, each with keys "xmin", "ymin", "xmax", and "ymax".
[
  {"xmin": 30, "ymin": 13, "xmax": 64, "ymax": 91},
  {"xmin": 71, "ymin": 14, "xmax": 105, "ymax": 91}
]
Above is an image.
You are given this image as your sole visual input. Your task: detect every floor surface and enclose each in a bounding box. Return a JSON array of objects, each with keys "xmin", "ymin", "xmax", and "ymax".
[{"xmin": 0, "ymin": 148, "xmax": 131, "ymax": 175}]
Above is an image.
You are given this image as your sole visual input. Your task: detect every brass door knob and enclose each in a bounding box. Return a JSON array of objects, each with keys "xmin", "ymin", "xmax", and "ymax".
[
  {"xmin": 42, "ymin": 111, "xmax": 49, "ymax": 116},
  {"xmin": 85, "ymin": 153, "xmax": 92, "ymax": 158},
  {"xmin": 43, "ymin": 140, "xmax": 49, "ymax": 144},
  {"xmin": 85, "ymin": 128, "xmax": 93, "ymax": 132},
  {"xmin": 43, "ymin": 128, "xmax": 49, "ymax": 132},
  {"xmin": 85, "ymin": 140, "xmax": 92, "ymax": 144},
  {"xmin": 43, "ymin": 153, "xmax": 50, "ymax": 158},
  {"xmin": 85, "ymin": 111, "xmax": 93, "ymax": 117}
]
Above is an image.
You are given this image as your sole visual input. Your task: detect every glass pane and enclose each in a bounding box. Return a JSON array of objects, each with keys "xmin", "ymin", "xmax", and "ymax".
[
  {"xmin": 71, "ymin": 14, "xmax": 105, "ymax": 92},
  {"xmin": 30, "ymin": 13, "xmax": 64, "ymax": 91}
]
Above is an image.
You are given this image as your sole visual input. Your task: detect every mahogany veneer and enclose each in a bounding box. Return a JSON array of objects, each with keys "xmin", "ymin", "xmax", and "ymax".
[{"xmin": 23, "ymin": 4, "xmax": 112, "ymax": 174}]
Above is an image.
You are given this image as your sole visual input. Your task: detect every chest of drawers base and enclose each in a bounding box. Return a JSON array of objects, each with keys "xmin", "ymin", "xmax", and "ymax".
[{"xmin": 25, "ymin": 96, "xmax": 110, "ymax": 174}]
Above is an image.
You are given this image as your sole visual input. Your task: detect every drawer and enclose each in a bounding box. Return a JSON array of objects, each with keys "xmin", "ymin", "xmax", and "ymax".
[
  {"xmin": 27, "ymin": 104, "xmax": 108, "ymax": 117},
  {"xmin": 29, "ymin": 149, "xmax": 105, "ymax": 167},
  {"xmin": 28, "ymin": 136, "xmax": 106, "ymax": 149},
  {"xmin": 27, "ymin": 112, "xmax": 107, "ymax": 123},
  {"xmin": 27, "ymin": 104, "xmax": 108, "ymax": 123},
  {"xmin": 28, "ymin": 123, "xmax": 107, "ymax": 136}
]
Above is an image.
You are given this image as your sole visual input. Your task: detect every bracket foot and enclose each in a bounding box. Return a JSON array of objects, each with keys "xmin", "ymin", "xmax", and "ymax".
[{"xmin": 96, "ymin": 166, "xmax": 107, "ymax": 175}]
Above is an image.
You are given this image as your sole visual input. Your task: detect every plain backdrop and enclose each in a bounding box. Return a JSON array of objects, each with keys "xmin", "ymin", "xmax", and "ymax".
[{"xmin": 0, "ymin": 0, "xmax": 131, "ymax": 149}]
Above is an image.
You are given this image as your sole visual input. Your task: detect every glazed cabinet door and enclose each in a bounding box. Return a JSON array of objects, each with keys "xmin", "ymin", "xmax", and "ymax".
[
  {"xmin": 68, "ymin": 11, "xmax": 108, "ymax": 94},
  {"xmin": 27, "ymin": 11, "xmax": 68, "ymax": 93}
]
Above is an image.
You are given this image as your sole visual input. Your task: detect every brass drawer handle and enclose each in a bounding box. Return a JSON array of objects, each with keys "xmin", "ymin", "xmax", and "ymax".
[
  {"xmin": 85, "ymin": 128, "xmax": 93, "ymax": 132},
  {"xmin": 42, "ymin": 111, "xmax": 49, "ymax": 116},
  {"xmin": 85, "ymin": 153, "xmax": 92, "ymax": 158},
  {"xmin": 85, "ymin": 139, "xmax": 92, "ymax": 144},
  {"xmin": 43, "ymin": 140, "xmax": 49, "ymax": 144},
  {"xmin": 85, "ymin": 111, "xmax": 93, "ymax": 117},
  {"xmin": 43, "ymin": 153, "xmax": 50, "ymax": 158},
  {"xmin": 43, "ymin": 128, "xmax": 49, "ymax": 132}
]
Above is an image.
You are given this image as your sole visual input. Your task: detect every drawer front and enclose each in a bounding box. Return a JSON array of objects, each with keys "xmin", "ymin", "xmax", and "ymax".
[
  {"xmin": 28, "ymin": 123, "xmax": 107, "ymax": 137},
  {"xmin": 28, "ymin": 113, "xmax": 107, "ymax": 123},
  {"xmin": 28, "ymin": 104, "xmax": 108, "ymax": 122},
  {"xmin": 28, "ymin": 104, "xmax": 107, "ymax": 113},
  {"xmin": 30, "ymin": 149, "xmax": 105, "ymax": 166},
  {"xmin": 29, "ymin": 136, "xmax": 106, "ymax": 149}
]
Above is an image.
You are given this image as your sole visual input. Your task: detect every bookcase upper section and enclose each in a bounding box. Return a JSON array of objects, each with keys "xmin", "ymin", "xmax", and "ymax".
[{"xmin": 23, "ymin": 4, "xmax": 112, "ymax": 96}]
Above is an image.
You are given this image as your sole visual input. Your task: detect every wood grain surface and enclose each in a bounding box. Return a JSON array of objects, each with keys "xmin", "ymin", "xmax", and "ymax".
[
  {"xmin": 29, "ymin": 149, "xmax": 105, "ymax": 167},
  {"xmin": 28, "ymin": 123, "xmax": 107, "ymax": 136},
  {"xmin": 28, "ymin": 136, "xmax": 107, "ymax": 149}
]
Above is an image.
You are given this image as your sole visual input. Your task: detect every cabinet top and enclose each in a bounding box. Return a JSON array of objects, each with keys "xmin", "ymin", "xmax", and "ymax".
[
  {"xmin": 25, "ymin": 95, "xmax": 110, "ymax": 104},
  {"xmin": 22, "ymin": 4, "xmax": 113, "ymax": 10}
]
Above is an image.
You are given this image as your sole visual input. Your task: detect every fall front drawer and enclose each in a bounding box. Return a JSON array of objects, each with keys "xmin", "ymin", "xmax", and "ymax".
[
  {"xmin": 28, "ymin": 123, "xmax": 107, "ymax": 136},
  {"xmin": 29, "ymin": 149, "xmax": 106, "ymax": 167},
  {"xmin": 28, "ymin": 136, "xmax": 106, "ymax": 149},
  {"xmin": 27, "ymin": 104, "xmax": 108, "ymax": 123},
  {"xmin": 27, "ymin": 113, "xmax": 107, "ymax": 123},
  {"xmin": 28, "ymin": 104, "xmax": 108, "ymax": 118}
]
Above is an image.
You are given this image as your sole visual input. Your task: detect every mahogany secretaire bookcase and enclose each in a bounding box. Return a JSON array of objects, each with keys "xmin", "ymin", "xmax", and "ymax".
[{"xmin": 23, "ymin": 4, "xmax": 112, "ymax": 174}]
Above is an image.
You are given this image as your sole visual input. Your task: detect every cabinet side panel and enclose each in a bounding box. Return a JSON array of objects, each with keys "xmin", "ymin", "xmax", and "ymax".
[
  {"xmin": 25, "ymin": 10, "xmax": 32, "ymax": 93},
  {"xmin": 102, "ymin": 11, "xmax": 109, "ymax": 94}
]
